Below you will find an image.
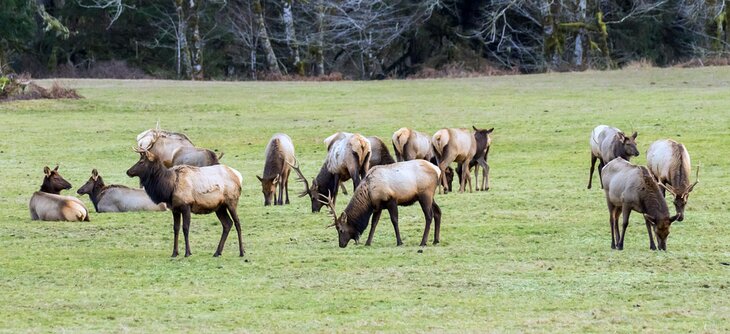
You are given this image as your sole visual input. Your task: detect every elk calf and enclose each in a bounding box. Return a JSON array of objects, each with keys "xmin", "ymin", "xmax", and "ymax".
[
  {"xmin": 257, "ymin": 133, "xmax": 295, "ymax": 206},
  {"xmin": 127, "ymin": 148, "xmax": 244, "ymax": 257},
  {"xmin": 602, "ymin": 158, "xmax": 678, "ymax": 251},
  {"xmin": 29, "ymin": 166, "xmax": 90, "ymax": 221},
  {"xmin": 320, "ymin": 160, "xmax": 442, "ymax": 247},
  {"xmin": 432, "ymin": 128, "xmax": 477, "ymax": 193},
  {"xmin": 457, "ymin": 126, "xmax": 494, "ymax": 191},
  {"xmin": 77, "ymin": 169, "xmax": 166, "ymax": 212},
  {"xmin": 588, "ymin": 125, "xmax": 639, "ymax": 189},
  {"xmin": 646, "ymin": 139, "xmax": 698, "ymax": 221}
]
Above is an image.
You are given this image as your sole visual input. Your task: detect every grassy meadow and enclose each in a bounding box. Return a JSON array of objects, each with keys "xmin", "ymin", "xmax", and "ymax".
[{"xmin": 0, "ymin": 67, "xmax": 729, "ymax": 333}]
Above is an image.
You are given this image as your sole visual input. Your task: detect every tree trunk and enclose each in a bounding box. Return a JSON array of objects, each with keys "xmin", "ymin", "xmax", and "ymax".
[
  {"xmin": 316, "ymin": 0, "xmax": 325, "ymax": 76},
  {"xmin": 253, "ymin": 0, "xmax": 281, "ymax": 76},
  {"xmin": 282, "ymin": 0, "xmax": 303, "ymax": 75},
  {"xmin": 189, "ymin": 0, "xmax": 203, "ymax": 80},
  {"xmin": 542, "ymin": 1, "xmax": 560, "ymax": 70},
  {"xmin": 175, "ymin": 0, "xmax": 192, "ymax": 79},
  {"xmin": 574, "ymin": 0, "xmax": 587, "ymax": 69}
]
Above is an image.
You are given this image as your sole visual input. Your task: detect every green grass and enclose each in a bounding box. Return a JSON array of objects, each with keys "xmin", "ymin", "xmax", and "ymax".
[{"xmin": 1, "ymin": 67, "xmax": 729, "ymax": 333}]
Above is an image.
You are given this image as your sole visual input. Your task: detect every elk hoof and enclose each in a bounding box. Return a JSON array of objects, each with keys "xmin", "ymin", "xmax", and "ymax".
[
  {"xmin": 433, "ymin": 240, "xmax": 440, "ymax": 245},
  {"xmin": 213, "ymin": 252, "xmax": 221, "ymax": 257},
  {"xmin": 171, "ymin": 252, "xmax": 178, "ymax": 258},
  {"xmin": 185, "ymin": 252, "xmax": 192, "ymax": 257}
]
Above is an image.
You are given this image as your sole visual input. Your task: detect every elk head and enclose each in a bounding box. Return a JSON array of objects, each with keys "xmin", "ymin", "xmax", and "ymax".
[
  {"xmin": 659, "ymin": 164, "xmax": 699, "ymax": 222},
  {"xmin": 257, "ymin": 174, "xmax": 280, "ymax": 206},
  {"xmin": 126, "ymin": 147, "xmax": 160, "ymax": 178},
  {"xmin": 620, "ymin": 131, "xmax": 640, "ymax": 158},
  {"xmin": 319, "ymin": 193, "xmax": 358, "ymax": 248},
  {"xmin": 77, "ymin": 169, "xmax": 104, "ymax": 195},
  {"xmin": 41, "ymin": 165, "xmax": 72, "ymax": 194},
  {"xmin": 289, "ymin": 160, "xmax": 324, "ymax": 212},
  {"xmin": 644, "ymin": 213, "xmax": 679, "ymax": 251}
]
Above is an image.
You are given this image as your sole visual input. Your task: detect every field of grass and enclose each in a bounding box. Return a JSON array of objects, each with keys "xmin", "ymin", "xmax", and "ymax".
[{"xmin": 1, "ymin": 67, "xmax": 729, "ymax": 333}]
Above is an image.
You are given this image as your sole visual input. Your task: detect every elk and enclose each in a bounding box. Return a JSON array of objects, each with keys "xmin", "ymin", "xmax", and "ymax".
[
  {"xmin": 257, "ymin": 133, "xmax": 295, "ymax": 206},
  {"xmin": 137, "ymin": 127, "xmax": 195, "ymax": 165},
  {"xmin": 319, "ymin": 160, "xmax": 443, "ymax": 247},
  {"xmin": 322, "ymin": 131, "xmax": 371, "ymax": 191},
  {"xmin": 646, "ymin": 139, "xmax": 699, "ymax": 221},
  {"xmin": 29, "ymin": 166, "xmax": 90, "ymax": 221},
  {"xmin": 127, "ymin": 148, "xmax": 244, "ymax": 257},
  {"xmin": 166, "ymin": 147, "xmax": 223, "ymax": 168},
  {"xmin": 366, "ymin": 136, "xmax": 395, "ymax": 167},
  {"xmin": 457, "ymin": 126, "xmax": 494, "ymax": 191},
  {"xmin": 432, "ymin": 128, "xmax": 477, "ymax": 193},
  {"xmin": 290, "ymin": 160, "xmax": 338, "ymax": 213},
  {"xmin": 391, "ymin": 127, "xmax": 455, "ymax": 190},
  {"xmin": 77, "ymin": 169, "xmax": 166, "ymax": 212},
  {"xmin": 392, "ymin": 127, "xmax": 436, "ymax": 162},
  {"xmin": 602, "ymin": 158, "xmax": 679, "ymax": 251},
  {"xmin": 588, "ymin": 125, "xmax": 639, "ymax": 189}
]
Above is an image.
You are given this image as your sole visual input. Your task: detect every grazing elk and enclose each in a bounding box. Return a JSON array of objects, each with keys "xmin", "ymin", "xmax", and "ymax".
[
  {"xmin": 432, "ymin": 128, "xmax": 477, "ymax": 193},
  {"xmin": 366, "ymin": 136, "xmax": 395, "ymax": 167},
  {"xmin": 257, "ymin": 133, "xmax": 296, "ymax": 206},
  {"xmin": 457, "ymin": 126, "xmax": 494, "ymax": 191},
  {"xmin": 137, "ymin": 127, "xmax": 195, "ymax": 165},
  {"xmin": 646, "ymin": 139, "xmax": 699, "ymax": 221},
  {"xmin": 127, "ymin": 148, "xmax": 244, "ymax": 257},
  {"xmin": 602, "ymin": 158, "xmax": 679, "ymax": 251},
  {"xmin": 290, "ymin": 160, "xmax": 338, "ymax": 213},
  {"xmin": 29, "ymin": 166, "xmax": 90, "ymax": 221},
  {"xmin": 322, "ymin": 131, "xmax": 371, "ymax": 190},
  {"xmin": 77, "ymin": 169, "xmax": 166, "ymax": 212},
  {"xmin": 319, "ymin": 160, "xmax": 443, "ymax": 247},
  {"xmin": 588, "ymin": 125, "xmax": 639, "ymax": 189}
]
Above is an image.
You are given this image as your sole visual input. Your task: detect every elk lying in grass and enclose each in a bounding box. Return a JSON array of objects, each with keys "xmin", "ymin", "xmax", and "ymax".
[
  {"xmin": 166, "ymin": 147, "xmax": 222, "ymax": 168},
  {"xmin": 127, "ymin": 148, "xmax": 244, "ymax": 257},
  {"xmin": 432, "ymin": 128, "xmax": 476, "ymax": 193},
  {"xmin": 457, "ymin": 126, "xmax": 494, "ymax": 191},
  {"xmin": 602, "ymin": 158, "xmax": 679, "ymax": 251},
  {"xmin": 138, "ymin": 126, "xmax": 221, "ymax": 168},
  {"xmin": 588, "ymin": 125, "xmax": 639, "ymax": 189},
  {"xmin": 646, "ymin": 139, "xmax": 699, "ymax": 221},
  {"xmin": 320, "ymin": 160, "xmax": 443, "ymax": 247},
  {"xmin": 29, "ymin": 166, "xmax": 90, "ymax": 221},
  {"xmin": 257, "ymin": 133, "xmax": 295, "ymax": 206},
  {"xmin": 77, "ymin": 169, "xmax": 166, "ymax": 212},
  {"xmin": 367, "ymin": 136, "xmax": 395, "ymax": 167}
]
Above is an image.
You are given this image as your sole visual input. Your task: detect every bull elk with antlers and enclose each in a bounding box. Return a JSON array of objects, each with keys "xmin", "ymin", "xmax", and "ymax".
[
  {"xmin": 646, "ymin": 139, "xmax": 699, "ymax": 221},
  {"xmin": 319, "ymin": 160, "xmax": 443, "ymax": 248},
  {"xmin": 127, "ymin": 146, "xmax": 244, "ymax": 257}
]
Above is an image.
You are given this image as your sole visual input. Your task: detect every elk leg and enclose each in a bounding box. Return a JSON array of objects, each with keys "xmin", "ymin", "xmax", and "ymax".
[
  {"xmin": 418, "ymin": 196, "xmax": 434, "ymax": 246},
  {"xmin": 365, "ymin": 209, "xmax": 382, "ymax": 246},
  {"xmin": 387, "ymin": 201, "xmax": 402, "ymax": 246},
  {"xmin": 181, "ymin": 206, "xmax": 192, "ymax": 257},
  {"xmin": 340, "ymin": 182, "xmax": 348, "ymax": 196},
  {"xmin": 172, "ymin": 209, "xmax": 181, "ymax": 257},
  {"xmin": 277, "ymin": 174, "xmax": 284, "ymax": 205},
  {"xmin": 214, "ymin": 207, "xmax": 233, "ymax": 257},
  {"xmin": 229, "ymin": 204, "xmax": 245, "ymax": 256},
  {"xmin": 432, "ymin": 202, "xmax": 442, "ymax": 244},
  {"xmin": 284, "ymin": 170, "xmax": 291, "ymax": 205},
  {"xmin": 645, "ymin": 220, "xmax": 656, "ymax": 251},
  {"xmin": 597, "ymin": 160, "xmax": 605, "ymax": 189},
  {"xmin": 479, "ymin": 158, "xmax": 489, "ymax": 191},
  {"xmin": 588, "ymin": 154, "xmax": 597, "ymax": 189},
  {"xmin": 607, "ymin": 201, "xmax": 618, "ymax": 249},
  {"xmin": 473, "ymin": 162, "xmax": 480, "ymax": 191},
  {"xmin": 459, "ymin": 162, "xmax": 469, "ymax": 193},
  {"xmin": 618, "ymin": 205, "xmax": 632, "ymax": 250}
]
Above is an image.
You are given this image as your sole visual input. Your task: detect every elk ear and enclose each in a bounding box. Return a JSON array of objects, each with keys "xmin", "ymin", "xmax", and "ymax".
[
  {"xmin": 273, "ymin": 175, "xmax": 280, "ymax": 184},
  {"xmin": 53, "ymin": 165, "xmax": 59, "ymax": 171},
  {"xmin": 44, "ymin": 166, "xmax": 51, "ymax": 176},
  {"xmin": 486, "ymin": 127, "xmax": 494, "ymax": 134},
  {"xmin": 340, "ymin": 213, "xmax": 348, "ymax": 225},
  {"xmin": 472, "ymin": 125, "xmax": 478, "ymax": 131},
  {"xmin": 92, "ymin": 169, "xmax": 98, "ymax": 177},
  {"xmin": 146, "ymin": 151, "xmax": 157, "ymax": 162},
  {"xmin": 256, "ymin": 175, "xmax": 263, "ymax": 182}
]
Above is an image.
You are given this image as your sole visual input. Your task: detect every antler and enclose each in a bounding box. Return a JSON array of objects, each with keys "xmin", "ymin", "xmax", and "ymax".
[
  {"xmin": 132, "ymin": 145, "xmax": 147, "ymax": 153},
  {"xmin": 288, "ymin": 158, "xmax": 311, "ymax": 198},
  {"xmin": 317, "ymin": 191, "xmax": 338, "ymax": 228},
  {"xmin": 694, "ymin": 163, "xmax": 700, "ymax": 185}
]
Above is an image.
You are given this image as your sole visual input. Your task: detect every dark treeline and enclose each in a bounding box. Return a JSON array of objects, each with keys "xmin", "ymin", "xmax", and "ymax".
[{"xmin": 2, "ymin": 0, "xmax": 729, "ymax": 80}]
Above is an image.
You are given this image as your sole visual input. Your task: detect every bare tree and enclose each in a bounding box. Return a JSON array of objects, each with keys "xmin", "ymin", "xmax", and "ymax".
[
  {"xmin": 253, "ymin": 0, "xmax": 282, "ymax": 75},
  {"xmin": 225, "ymin": 0, "xmax": 260, "ymax": 79},
  {"xmin": 77, "ymin": 0, "xmax": 128, "ymax": 28},
  {"xmin": 189, "ymin": 0, "xmax": 203, "ymax": 79}
]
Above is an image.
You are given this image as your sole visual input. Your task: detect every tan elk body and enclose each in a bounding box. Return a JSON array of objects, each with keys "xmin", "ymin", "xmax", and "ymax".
[
  {"xmin": 258, "ymin": 133, "xmax": 296, "ymax": 206},
  {"xmin": 432, "ymin": 128, "xmax": 477, "ymax": 193},
  {"xmin": 588, "ymin": 125, "xmax": 639, "ymax": 189},
  {"xmin": 391, "ymin": 128, "xmax": 436, "ymax": 162},
  {"xmin": 29, "ymin": 166, "xmax": 90, "ymax": 221},
  {"xmin": 601, "ymin": 158, "xmax": 678, "ymax": 251},
  {"xmin": 646, "ymin": 139, "xmax": 698, "ymax": 221}
]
